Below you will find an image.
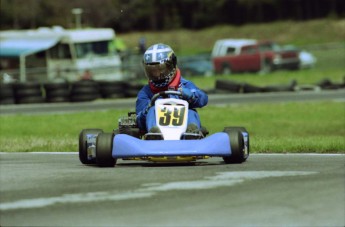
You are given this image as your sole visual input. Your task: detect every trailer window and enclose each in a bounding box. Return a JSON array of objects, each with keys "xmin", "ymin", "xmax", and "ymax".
[
  {"xmin": 75, "ymin": 41, "xmax": 109, "ymax": 58},
  {"xmin": 49, "ymin": 44, "xmax": 72, "ymax": 59}
]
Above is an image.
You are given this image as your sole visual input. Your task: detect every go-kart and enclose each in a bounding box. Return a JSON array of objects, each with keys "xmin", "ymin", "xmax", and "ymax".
[{"xmin": 79, "ymin": 90, "xmax": 249, "ymax": 167}]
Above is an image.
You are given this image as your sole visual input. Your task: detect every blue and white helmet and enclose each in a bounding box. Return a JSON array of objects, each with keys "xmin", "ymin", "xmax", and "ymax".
[{"xmin": 143, "ymin": 43, "xmax": 177, "ymax": 88}]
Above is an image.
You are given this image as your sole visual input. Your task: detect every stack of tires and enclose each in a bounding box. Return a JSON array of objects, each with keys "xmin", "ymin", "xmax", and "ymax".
[
  {"xmin": 0, "ymin": 83, "xmax": 15, "ymax": 105},
  {"xmin": 124, "ymin": 82, "xmax": 144, "ymax": 97},
  {"xmin": 215, "ymin": 79, "xmax": 242, "ymax": 93},
  {"xmin": 98, "ymin": 81, "xmax": 125, "ymax": 99},
  {"xmin": 13, "ymin": 82, "xmax": 45, "ymax": 104},
  {"xmin": 70, "ymin": 80, "xmax": 101, "ymax": 102},
  {"xmin": 44, "ymin": 82, "xmax": 70, "ymax": 103}
]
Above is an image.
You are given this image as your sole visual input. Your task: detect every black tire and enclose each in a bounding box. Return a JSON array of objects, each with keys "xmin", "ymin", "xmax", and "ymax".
[
  {"xmin": 70, "ymin": 80, "xmax": 101, "ymax": 102},
  {"xmin": 0, "ymin": 84, "xmax": 14, "ymax": 99},
  {"xmin": 13, "ymin": 82, "xmax": 44, "ymax": 104},
  {"xmin": 43, "ymin": 82, "xmax": 69, "ymax": 90},
  {"xmin": 44, "ymin": 82, "xmax": 70, "ymax": 103},
  {"xmin": 70, "ymin": 94, "xmax": 101, "ymax": 102},
  {"xmin": 99, "ymin": 81, "xmax": 125, "ymax": 98},
  {"xmin": 72, "ymin": 80, "xmax": 99, "ymax": 89},
  {"xmin": 124, "ymin": 82, "xmax": 143, "ymax": 97},
  {"xmin": 215, "ymin": 79, "xmax": 242, "ymax": 93},
  {"xmin": 46, "ymin": 89, "xmax": 70, "ymax": 99},
  {"xmin": 71, "ymin": 86, "xmax": 99, "ymax": 95},
  {"xmin": 79, "ymin": 129, "xmax": 104, "ymax": 165},
  {"xmin": 46, "ymin": 96, "xmax": 70, "ymax": 103},
  {"xmin": 224, "ymin": 127, "xmax": 250, "ymax": 157},
  {"xmin": 13, "ymin": 82, "xmax": 41, "ymax": 90},
  {"xmin": 16, "ymin": 96, "xmax": 45, "ymax": 104},
  {"xmin": 98, "ymin": 81, "xmax": 124, "ymax": 91},
  {"xmin": 263, "ymin": 80, "xmax": 297, "ymax": 92},
  {"xmin": 242, "ymin": 83, "xmax": 264, "ymax": 93},
  {"xmin": 15, "ymin": 88, "xmax": 43, "ymax": 98},
  {"xmin": 96, "ymin": 132, "xmax": 116, "ymax": 167},
  {"xmin": 223, "ymin": 128, "xmax": 246, "ymax": 164},
  {"xmin": 0, "ymin": 97, "xmax": 15, "ymax": 105}
]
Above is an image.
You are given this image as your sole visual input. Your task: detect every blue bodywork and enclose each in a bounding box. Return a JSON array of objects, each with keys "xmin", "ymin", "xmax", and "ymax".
[{"xmin": 112, "ymin": 132, "xmax": 231, "ymax": 158}]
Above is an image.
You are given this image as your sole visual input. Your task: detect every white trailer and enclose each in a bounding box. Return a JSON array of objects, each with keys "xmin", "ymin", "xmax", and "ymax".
[{"xmin": 0, "ymin": 26, "xmax": 123, "ymax": 82}]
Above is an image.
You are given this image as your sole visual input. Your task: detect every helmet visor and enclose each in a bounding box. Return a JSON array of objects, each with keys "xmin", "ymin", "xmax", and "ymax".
[{"xmin": 144, "ymin": 63, "xmax": 172, "ymax": 82}]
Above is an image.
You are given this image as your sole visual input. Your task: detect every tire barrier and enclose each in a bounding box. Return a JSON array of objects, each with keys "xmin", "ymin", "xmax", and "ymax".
[
  {"xmin": 0, "ymin": 77, "xmax": 344, "ymax": 105},
  {"xmin": 13, "ymin": 82, "xmax": 45, "ymax": 104},
  {"xmin": 98, "ymin": 81, "xmax": 125, "ymax": 99},
  {"xmin": 263, "ymin": 80, "xmax": 297, "ymax": 92},
  {"xmin": 0, "ymin": 83, "xmax": 15, "ymax": 105},
  {"xmin": 124, "ymin": 82, "xmax": 143, "ymax": 97},
  {"xmin": 215, "ymin": 78, "xmax": 344, "ymax": 94},
  {"xmin": 317, "ymin": 78, "xmax": 345, "ymax": 90},
  {"xmin": 70, "ymin": 80, "xmax": 101, "ymax": 102},
  {"xmin": 214, "ymin": 80, "xmax": 242, "ymax": 93},
  {"xmin": 44, "ymin": 82, "xmax": 70, "ymax": 103}
]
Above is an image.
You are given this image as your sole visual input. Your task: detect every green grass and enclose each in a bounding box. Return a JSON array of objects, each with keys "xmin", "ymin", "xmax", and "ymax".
[
  {"xmin": 0, "ymin": 101, "xmax": 343, "ymax": 153},
  {"xmin": 118, "ymin": 19, "xmax": 345, "ymax": 55},
  {"xmin": 120, "ymin": 19, "xmax": 345, "ymax": 91},
  {"xmin": 0, "ymin": 19, "xmax": 344, "ymax": 154}
]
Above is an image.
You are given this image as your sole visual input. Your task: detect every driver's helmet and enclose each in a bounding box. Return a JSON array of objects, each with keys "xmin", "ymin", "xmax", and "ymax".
[{"xmin": 143, "ymin": 43, "xmax": 177, "ymax": 88}]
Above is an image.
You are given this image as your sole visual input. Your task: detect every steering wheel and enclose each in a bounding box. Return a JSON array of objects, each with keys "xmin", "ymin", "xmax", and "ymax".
[{"xmin": 149, "ymin": 90, "xmax": 182, "ymax": 107}]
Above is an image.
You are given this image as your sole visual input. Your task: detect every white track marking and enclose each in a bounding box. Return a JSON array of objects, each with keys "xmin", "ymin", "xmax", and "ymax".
[{"xmin": 0, "ymin": 171, "xmax": 317, "ymax": 211}]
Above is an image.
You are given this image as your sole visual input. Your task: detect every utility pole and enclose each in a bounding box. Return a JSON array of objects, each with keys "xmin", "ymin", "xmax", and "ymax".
[{"xmin": 71, "ymin": 8, "xmax": 83, "ymax": 29}]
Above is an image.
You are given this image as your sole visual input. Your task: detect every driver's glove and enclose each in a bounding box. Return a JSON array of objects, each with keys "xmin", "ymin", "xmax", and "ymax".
[
  {"xmin": 179, "ymin": 88, "xmax": 195, "ymax": 102},
  {"xmin": 143, "ymin": 104, "xmax": 151, "ymax": 115}
]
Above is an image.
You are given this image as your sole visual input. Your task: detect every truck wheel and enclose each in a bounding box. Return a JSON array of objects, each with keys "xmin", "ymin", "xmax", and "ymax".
[
  {"xmin": 223, "ymin": 128, "xmax": 246, "ymax": 164},
  {"xmin": 260, "ymin": 60, "xmax": 272, "ymax": 74},
  {"xmin": 96, "ymin": 132, "xmax": 116, "ymax": 167},
  {"xmin": 222, "ymin": 64, "xmax": 232, "ymax": 75},
  {"xmin": 79, "ymin": 129, "xmax": 103, "ymax": 165}
]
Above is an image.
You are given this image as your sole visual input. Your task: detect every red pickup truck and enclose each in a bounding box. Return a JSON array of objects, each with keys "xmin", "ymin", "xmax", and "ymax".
[{"xmin": 211, "ymin": 39, "xmax": 300, "ymax": 74}]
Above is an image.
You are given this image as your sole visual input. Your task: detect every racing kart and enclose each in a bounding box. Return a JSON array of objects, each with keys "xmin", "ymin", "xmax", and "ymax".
[{"xmin": 79, "ymin": 90, "xmax": 249, "ymax": 167}]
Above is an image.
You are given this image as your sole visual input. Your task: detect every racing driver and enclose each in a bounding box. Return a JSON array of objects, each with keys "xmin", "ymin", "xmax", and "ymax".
[{"xmin": 136, "ymin": 43, "xmax": 208, "ymax": 135}]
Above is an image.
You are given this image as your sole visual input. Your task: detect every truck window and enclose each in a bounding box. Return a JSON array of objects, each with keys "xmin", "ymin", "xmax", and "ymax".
[
  {"xmin": 226, "ymin": 47, "xmax": 236, "ymax": 55},
  {"xmin": 241, "ymin": 46, "xmax": 258, "ymax": 54},
  {"xmin": 49, "ymin": 44, "xmax": 72, "ymax": 59},
  {"xmin": 259, "ymin": 42, "xmax": 281, "ymax": 51},
  {"xmin": 75, "ymin": 41, "xmax": 109, "ymax": 58}
]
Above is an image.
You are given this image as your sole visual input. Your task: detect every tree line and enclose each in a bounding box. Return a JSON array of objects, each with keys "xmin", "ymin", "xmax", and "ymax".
[{"xmin": 1, "ymin": 0, "xmax": 344, "ymax": 32}]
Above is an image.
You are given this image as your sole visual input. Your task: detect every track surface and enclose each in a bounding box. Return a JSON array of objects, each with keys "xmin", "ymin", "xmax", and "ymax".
[{"xmin": 0, "ymin": 152, "xmax": 344, "ymax": 227}]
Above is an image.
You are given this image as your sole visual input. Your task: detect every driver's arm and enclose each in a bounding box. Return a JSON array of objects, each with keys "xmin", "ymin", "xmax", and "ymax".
[
  {"xmin": 136, "ymin": 86, "xmax": 152, "ymax": 131},
  {"xmin": 182, "ymin": 80, "xmax": 208, "ymax": 108}
]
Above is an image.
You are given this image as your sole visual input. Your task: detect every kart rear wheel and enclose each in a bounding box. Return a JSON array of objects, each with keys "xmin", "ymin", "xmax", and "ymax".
[
  {"xmin": 223, "ymin": 128, "xmax": 246, "ymax": 164},
  {"xmin": 79, "ymin": 129, "xmax": 103, "ymax": 165},
  {"xmin": 96, "ymin": 132, "xmax": 116, "ymax": 167}
]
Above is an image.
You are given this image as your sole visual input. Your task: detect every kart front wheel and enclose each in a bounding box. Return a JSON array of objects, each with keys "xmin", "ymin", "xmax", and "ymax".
[
  {"xmin": 96, "ymin": 132, "xmax": 116, "ymax": 167},
  {"xmin": 79, "ymin": 129, "xmax": 103, "ymax": 165},
  {"xmin": 223, "ymin": 128, "xmax": 246, "ymax": 164}
]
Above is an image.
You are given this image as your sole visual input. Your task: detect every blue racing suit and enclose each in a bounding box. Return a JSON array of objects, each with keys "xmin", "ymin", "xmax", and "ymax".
[{"xmin": 136, "ymin": 77, "xmax": 208, "ymax": 132}]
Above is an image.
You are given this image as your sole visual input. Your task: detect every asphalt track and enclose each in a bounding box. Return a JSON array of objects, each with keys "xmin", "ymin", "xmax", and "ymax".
[
  {"xmin": 0, "ymin": 152, "xmax": 344, "ymax": 227},
  {"xmin": 0, "ymin": 89, "xmax": 344, "ymax": 115}
]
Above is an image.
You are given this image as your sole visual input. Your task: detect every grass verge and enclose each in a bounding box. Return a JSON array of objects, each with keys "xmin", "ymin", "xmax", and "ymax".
[
  {"xmin": 118, "ymin": 19, "xmax": 345, "ymax": 55},
  {"xmin": 0, "ymin": 101, "xmax": 343, "ymax": 153}
]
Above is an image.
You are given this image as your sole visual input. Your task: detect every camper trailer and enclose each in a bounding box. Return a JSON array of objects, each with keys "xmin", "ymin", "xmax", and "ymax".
[{"xmin": 0, "ymin": 26, "xmax": 123, "ymax": 82}]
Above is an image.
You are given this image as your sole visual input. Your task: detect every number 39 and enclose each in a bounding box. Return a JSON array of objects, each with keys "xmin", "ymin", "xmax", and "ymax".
[{"xmin": 159, "ymin": 107, "xmax": 185, "ymax": 126}]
